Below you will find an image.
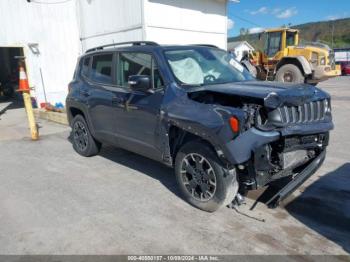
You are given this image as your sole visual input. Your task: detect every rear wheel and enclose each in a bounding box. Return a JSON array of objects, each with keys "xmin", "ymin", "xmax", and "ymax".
[
  {"xmin": 175, "ymin": 141, "xmax": 238, "ymax": 212},
  {"xmin": 3, "ymin": 84, "xmax": 14, "ymax": 98},
  {"xmin": 71, "ymin": 114, "xmax": 101, "ymax": 157},
  {"xmin": 276, "ymin": 64, "xmax": 305, "ymax": 84}
]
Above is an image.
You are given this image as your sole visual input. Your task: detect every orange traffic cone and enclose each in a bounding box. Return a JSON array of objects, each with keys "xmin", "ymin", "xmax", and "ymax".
[{"xmin": 18, "ymin": 65, "xmax": 30, "ymax": 92}]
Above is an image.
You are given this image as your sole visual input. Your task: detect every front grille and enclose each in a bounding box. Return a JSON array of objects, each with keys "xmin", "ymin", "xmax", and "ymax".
[{"xmin": 277, "ymin": 100, "xmax": 327, "ymax": 124}]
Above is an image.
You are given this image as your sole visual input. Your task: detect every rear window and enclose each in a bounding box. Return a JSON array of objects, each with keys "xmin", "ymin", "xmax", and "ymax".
[{"xmin": 90, "ymin": 54, "xmax": 113, "ymax": 84}]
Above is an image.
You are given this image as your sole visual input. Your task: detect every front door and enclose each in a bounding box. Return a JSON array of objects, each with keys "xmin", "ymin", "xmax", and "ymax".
[
  {"xmin": 264, "ymin": 31, "xmax": 283, "ymax": 70},
  {"xmin": 265, "ymin": 31, "xmax": 283, "ymax": 59},
  {"xmin": 112, "ymin": 52, "xmax": 165, "ymax": 161}
]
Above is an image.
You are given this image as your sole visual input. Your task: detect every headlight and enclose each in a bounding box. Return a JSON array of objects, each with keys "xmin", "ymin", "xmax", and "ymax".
[
  {"xmin": 320, "ymin": 57, "xmax": 326, "ymax": 65},
  {"xmin": 311, "ymin": 52, "xmax": 319, "ymax": 66}
]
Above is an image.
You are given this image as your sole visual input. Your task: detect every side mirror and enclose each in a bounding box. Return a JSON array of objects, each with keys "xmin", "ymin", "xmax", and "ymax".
[{"xmin": 128, "ymin": 75, "xmax": 152, "ymax": 93}]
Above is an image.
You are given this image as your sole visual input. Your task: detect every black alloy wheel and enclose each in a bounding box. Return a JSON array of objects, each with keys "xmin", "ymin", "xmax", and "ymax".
[{"xmin": 180, "ymin": 153, "xmax": 217, "ymax": 201}]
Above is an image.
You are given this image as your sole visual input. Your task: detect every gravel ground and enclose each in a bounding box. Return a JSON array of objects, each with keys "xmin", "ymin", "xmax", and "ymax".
[{"xmin": 0, "ymin": 77, "xmax": 349, "ymax": 255}]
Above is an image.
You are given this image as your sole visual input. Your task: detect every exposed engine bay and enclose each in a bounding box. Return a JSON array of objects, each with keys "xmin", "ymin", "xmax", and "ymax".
[{"xmin": 188, "ymin": 90, "xmax": 266, "ymax": 130}]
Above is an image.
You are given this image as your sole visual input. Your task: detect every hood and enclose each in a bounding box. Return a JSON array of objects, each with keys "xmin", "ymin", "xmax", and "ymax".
[{"xmin": 187, "ymin": 81, "xmax": 330, "ymax": 109}]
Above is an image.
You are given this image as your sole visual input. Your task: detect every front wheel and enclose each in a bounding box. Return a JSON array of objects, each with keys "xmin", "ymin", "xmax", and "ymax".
[
  {"xmin": 276, "ymin": 64, "xmax": 305, "ymax": 84},
  {"xmin": 175, "ymin": 141, "xmax": 238, "ymax": 212}
]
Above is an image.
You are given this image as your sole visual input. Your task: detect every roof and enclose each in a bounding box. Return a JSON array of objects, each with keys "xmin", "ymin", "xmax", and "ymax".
[
  {"xmin": 82, "ymin": 42, "xmax": 225, "ymax": 57},
  {"xmin": 265, "ymin": 28, "xmax": 299, "ymax": 33},
  {"xmin": 227, "ymin": 41, "xmax": 254, "ymax": 51}
]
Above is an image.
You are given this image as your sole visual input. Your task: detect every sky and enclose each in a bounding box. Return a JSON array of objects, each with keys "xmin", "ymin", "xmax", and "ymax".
[{"xmin": 227, "ymin": 0, "xmax": 350, "ymax": 37}]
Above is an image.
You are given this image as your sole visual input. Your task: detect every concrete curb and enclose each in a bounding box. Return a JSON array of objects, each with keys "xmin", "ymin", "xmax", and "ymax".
[{"xmin": 34, "ymin": 109, "xmax": 68, "ymax": 126}]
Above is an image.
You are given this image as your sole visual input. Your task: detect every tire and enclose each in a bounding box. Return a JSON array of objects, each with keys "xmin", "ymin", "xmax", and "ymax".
[
  {"xmin": 3, "ymin": 84, "xmax": 14, "ymax": 98},
  {"xmin": 175, "ymin": 141, "xmax": 238, "ymax": 212},
  {"xmin": 71, "ymin": 114, "xmax": 101, "ymax": 157},
  {"xmin": 276, "ymin": 64, "xmax": 305, "ymax": 84}
]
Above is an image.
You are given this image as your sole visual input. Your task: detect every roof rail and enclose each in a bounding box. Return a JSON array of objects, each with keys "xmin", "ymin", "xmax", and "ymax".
[
  {"xmin": 85, "ymin": 41, "xmax": 159, "ymax": 53},
  {"xmin": 192, "ymin": 44, "xmax": 219, "ymax": 48}
]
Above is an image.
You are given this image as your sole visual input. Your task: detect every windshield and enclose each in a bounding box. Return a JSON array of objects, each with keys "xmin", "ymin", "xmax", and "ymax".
[{"xmin": 164, "ymin": 48, "xmax": 253, "ymax": 86}]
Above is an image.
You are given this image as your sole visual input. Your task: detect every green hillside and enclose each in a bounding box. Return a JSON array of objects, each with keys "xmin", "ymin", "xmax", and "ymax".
[{"xmin": 228, "ymin": 18, "xmax": 350, "ymax": 50}]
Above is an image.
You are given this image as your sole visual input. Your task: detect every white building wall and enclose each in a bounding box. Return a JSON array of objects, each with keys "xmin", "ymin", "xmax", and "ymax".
[
  {"xmin": 144, "ymin": 0, "xmax": 228, "ymax": 49},
  {"xmin": 78, "ymin": 0, "xmax": 144, "ymax": 51},
  {"xmin": 0, "ymin": 0, "xmax": 81, "ymax": 105},
  {"xmin": 78, "ymin": 0, "xmax": 228, "ymax": 51},
  {"xmin": 0, "ymin": 0, "xmax": 229, "ymax": 105}
]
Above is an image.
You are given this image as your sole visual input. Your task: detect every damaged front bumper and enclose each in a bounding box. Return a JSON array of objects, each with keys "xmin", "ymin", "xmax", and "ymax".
[
  {"xmin": 220, "ymin": 121, "xmax": 332, "ymax": 206},
  {"xmin": 265, "ymin": 149, "xmax": 326, "ymax": 208},
  {"xmin": 223, "ymin": 128, "xmax": 280, "ymax": 164},
  {"xmin": 222, "ymin": 121, "xmax": 333, "ymax": 165}
]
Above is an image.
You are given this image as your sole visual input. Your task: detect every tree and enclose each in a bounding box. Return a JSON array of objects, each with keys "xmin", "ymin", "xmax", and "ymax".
[{"xmin": 240, "ymin": 28, "xmax": 248, "ymax": 41}]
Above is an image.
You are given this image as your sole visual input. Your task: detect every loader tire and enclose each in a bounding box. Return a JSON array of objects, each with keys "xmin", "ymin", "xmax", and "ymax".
[{"xmin": 276, "ymin": 64, "xmax": 305, "ymax": 84}]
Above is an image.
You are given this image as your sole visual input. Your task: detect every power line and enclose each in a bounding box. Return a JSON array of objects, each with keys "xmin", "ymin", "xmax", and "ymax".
[
  {"xmin": 28, "ymin": 0, "xmax": 73, "ymax": 4},
  {"xmin": 230, "ymin": 13, "xmax": 262, "ymax": 28}
]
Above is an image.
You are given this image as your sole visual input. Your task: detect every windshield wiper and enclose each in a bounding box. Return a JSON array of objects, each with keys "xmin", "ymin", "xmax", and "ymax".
[{"xmin": 181, "ymin": 83, "xmax": 204, "ymax": 87}]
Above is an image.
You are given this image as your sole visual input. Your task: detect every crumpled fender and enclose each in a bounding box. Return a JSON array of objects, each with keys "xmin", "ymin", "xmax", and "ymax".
[{"xmin": 161, "ymin": 83, "xmax": 245, "ymax": 150}]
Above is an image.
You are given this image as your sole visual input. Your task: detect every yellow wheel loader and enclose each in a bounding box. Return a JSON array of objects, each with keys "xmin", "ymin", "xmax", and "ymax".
[{"xmin": 241, "ymin": 28, "xmax": 341, "ymax": 84}]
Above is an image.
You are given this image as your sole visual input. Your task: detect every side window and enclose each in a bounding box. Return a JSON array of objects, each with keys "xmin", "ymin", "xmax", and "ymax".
[
  {"xmin": 118, "ymin": 52, "xmax": 164, "ymax": 89},
  {"xmin": 81, "ymin": 56, "xmax": 90, "ymax": 77},
  {"xmin": 91, "ymin": 54, "xmax": 113, "ymax": 84},
  {"xmin": 286, "ymin": 32, "xmax": 296, "ymax": 47}
]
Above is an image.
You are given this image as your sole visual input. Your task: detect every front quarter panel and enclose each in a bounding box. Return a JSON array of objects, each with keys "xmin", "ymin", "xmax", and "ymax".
[{"xmin": 162, "ymin": 83, "xmax": 245, "ymax": 153}]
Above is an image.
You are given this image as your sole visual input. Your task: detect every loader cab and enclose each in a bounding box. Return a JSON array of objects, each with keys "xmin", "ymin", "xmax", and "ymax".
[
  {"xmin": 263, "ymin": 28, "xmax": 299, "ymax": 59},
  {"xmin": 264, "ymin": 31, "xmax": 282, "ymax": 57}
]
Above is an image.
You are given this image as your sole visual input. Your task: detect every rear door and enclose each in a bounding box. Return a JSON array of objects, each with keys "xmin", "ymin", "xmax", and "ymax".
[{"xmin": 81, "ymin": 52, "xmax": 119, "ymax": 144}]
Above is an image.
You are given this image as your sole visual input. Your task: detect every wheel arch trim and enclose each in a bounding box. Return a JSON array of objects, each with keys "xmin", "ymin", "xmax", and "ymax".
[
  {"xmin": 66, "ymin": 103, "xmax": 97, "ymax": 136},
  {"xmin": 276, "ymin": 56, "xmax": 312, "ymax": 76}
]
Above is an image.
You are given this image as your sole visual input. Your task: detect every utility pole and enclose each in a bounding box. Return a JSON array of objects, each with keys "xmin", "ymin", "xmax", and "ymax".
[{"xmin": 331, "ymin": 20, "xmax": 335, "ymax": 49}]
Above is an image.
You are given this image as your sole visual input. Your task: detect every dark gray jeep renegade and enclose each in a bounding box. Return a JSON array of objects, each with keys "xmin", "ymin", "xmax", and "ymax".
[{"xmin": 66, "ymin": 41, "xmax": 333, "ymax": 212}]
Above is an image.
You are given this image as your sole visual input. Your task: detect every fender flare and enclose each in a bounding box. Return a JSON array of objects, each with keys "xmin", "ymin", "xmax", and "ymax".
[
  {"xmin": 66, "ymin": 102, "xmax": 96, "ymax": 136},
  {"xmin": 276, "ymin": 56, "xmax": 312, "ymax": 75}
]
